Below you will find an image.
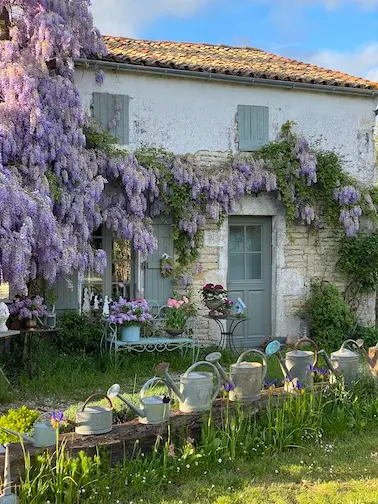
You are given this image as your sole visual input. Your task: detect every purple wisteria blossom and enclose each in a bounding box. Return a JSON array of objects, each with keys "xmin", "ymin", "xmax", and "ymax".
[
  {"xmin": 9, "ymin": 295, "xmax": 48, "ymax": 320},
  {"xmin": 294, "ymin": 137, "xmax": 317, "ymax": 185}
]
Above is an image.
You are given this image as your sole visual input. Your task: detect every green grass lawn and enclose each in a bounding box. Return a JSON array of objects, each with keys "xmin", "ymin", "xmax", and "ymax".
[
  {"xmin": 0, "ymin": 339, "xmax": 284, "ymax": 409},
  {"xmin": 98, "ymin": 427, "xmax": 378, "ymax": 504}
]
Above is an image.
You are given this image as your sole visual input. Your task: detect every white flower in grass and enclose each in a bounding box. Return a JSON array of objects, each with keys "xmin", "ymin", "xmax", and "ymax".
[{"xmin": 218, "ymin": 458, "xmax": 222, "ymax": 463}]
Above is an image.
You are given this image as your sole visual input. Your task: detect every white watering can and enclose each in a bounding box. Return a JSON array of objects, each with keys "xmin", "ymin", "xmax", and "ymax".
[
  {"xmin": 317, "ymin": 339, "xmax": 376, "ymax": 386},
  {"xmin": 0, "ymin": 444, "xmax": 18, "ymax": 504},
  {"xmin": 156, "ymin": 361, "xmax": 221, "ymax": 413},
  {"xmin": 284, "ymin": 337, "xmax": 318, "ymax": 390},
  {"xmin": 107, "ymin": 377, "xmax": 172, "ymax": 425},
  {"xmin": 1, "ymin": 422, "xmax": 56, "ymax": 448},
  {"xmin": 75, "ymin": 393, "xmax": 113, "ymax": 435},
  {"xmin": 326, "ymin": 339, "xmax": 363, "ymax": 387},
  {"xmin": 205, "ymin": 349, "xmax": 267, "ymax": 402}
]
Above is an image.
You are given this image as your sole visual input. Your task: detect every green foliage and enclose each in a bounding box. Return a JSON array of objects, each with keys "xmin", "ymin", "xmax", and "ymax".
[
  {"xmin": 83, "ymin": 119, "xmax": 119, "ymax": 155},
  {"xmin": 135, "ymin": 146, "xmax": 203, "ymax": 266},
  {"xmin": 18, "ymin": 443, "xmax": 103, "ymax": 503},
  {"xmin": 355, "ymin": 325, "xmax": 378, "ymax": 349},
  {"xmin": 55, "ymin": 311, "xmax": 103, "ymax": 355},
  {"xmin": 299, "ymin": 280, "xmax": 356, "ymax": 350},
  {"xmin": 0, "ymin": 406, "xmax": 39, "ymax": 444},
  {"xmin": 338, "ymin": 233, "xmax": 378, "ymax": 292},
  {"xmin": 45, "ymin": 172, "xmax": 64, "ymax": 204}
]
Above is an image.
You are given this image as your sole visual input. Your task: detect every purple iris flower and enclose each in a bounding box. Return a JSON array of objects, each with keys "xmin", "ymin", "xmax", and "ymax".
[{"xmin": 222, "ymin": 381, "xmax": 235, "ymax": 392}]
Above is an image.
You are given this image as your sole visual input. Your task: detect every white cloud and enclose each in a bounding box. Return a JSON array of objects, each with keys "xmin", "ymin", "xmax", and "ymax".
[
  {"xmin": 304, "ymin": 43, "xmax": 378, "ymax": 81},
  {"xmin": 90, "ymin": 0, "xmax": 214, "ymax": 37}
]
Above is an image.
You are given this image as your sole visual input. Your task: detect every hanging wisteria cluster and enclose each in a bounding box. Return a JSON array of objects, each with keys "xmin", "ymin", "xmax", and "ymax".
[
  {"xmin": 0, "ymin": 0, "xmax": 108, "ymax": 291},
  {"xmin": 0, "ymin": 1, "xmax": 375, "ymax": 293}
]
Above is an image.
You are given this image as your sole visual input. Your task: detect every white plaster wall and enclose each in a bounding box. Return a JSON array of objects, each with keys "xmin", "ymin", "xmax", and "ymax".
[{"xmin": 75, "ymin": 68, "xmax": 377, "ymax": 184}]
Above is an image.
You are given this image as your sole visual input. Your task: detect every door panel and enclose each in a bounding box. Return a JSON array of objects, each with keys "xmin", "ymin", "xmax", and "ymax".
[
  {"xmin": 228, "ymin": 217, "xmax": 271, "ymax": 349},
  {"xmin": 144, "ymin": 216, "xmax": 174, "ymax": 307}
]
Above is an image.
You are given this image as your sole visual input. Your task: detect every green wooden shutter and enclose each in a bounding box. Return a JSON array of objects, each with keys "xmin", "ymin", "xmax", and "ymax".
[
  {"xmin": 92, "ymin": 93, "xmax": 129, "ymax": 144},
  {"xmin": 54, "ymin": 273, "xmax": 79, "ymax": 314},
  {"xmin": 144, "ymin": 217, "xmax": 174, "ymax": 307},
  {"xmin": 238, "ymin": 105, "xmax": 269, "ymax": 151}
]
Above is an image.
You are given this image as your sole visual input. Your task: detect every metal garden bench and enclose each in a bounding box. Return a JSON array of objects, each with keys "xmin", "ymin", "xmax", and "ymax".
[{"xmin": 100, "ymin": 313, "xmax": 200, "ymax": 363}]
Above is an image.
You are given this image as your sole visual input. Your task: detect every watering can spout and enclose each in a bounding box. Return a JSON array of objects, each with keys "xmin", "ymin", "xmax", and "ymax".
[
  {"xmin": 205, "ymin": 352, "xmax": 230, "ymax": 384},
  {"xmin": 318, "ymin": 349, "xmax": 337, "ymax": 375},
  {"xmin": 107, "ymin": 384, "xmax": 145, "ymax": 419},
  {"xmin": 155, "ymin": 362, "xmax": 183, "ymax": 401},
  {"xmin": 354, "ymin": 339, "xmax": 376, "ymax": 368},
  {"xmin": 0, "ymin": 427, "xmax": 35, "ymax": 446}
]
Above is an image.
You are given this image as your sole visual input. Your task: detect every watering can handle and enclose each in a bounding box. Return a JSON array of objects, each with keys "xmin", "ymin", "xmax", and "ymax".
[
  {"xmin": 236, "ymin": 349, "xmax": 268, "ymax": 381},
  {"xmin": 184, "ymin": 361, "xmax": 221, "ymax": 403},
  {"xmin": 139, "ymin": 376, "xmax": 172, "ymax": 403},
  {"xmin": 81, "ymin": 393, "xmax": 113, "ymax": 412},
  {"xmin": 341, "ymin": 339, "xmax": 359, "ymax": 351},
  {"xmin": 294, "ymin": 337, "xmax": 318, "ymax": 366}
]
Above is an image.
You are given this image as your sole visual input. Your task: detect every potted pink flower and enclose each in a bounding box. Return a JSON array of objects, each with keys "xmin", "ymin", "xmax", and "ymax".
[{"xmin": 164, "ymin": 297, "xmax": 195, "ymax": 337}]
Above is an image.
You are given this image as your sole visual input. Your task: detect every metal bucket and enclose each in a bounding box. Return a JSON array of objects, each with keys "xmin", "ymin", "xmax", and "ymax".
[{"xmin": 75, "ymin": 393, "xmax": 113, "ymax": 435}]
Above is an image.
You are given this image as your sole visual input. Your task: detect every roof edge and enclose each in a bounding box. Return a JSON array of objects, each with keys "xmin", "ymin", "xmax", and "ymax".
[{"xmin": 75, "ymin": 58, "xmax": 378, "ymax": 98}]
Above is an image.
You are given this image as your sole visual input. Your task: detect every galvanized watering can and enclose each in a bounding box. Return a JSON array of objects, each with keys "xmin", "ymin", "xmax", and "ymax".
[
  {"xmin": 156, "ymin": 361, "xmax": 221, "ymax": 413},
  {"xmin": 325, "ymin": 339, "xmax": 363, "ymax": 386},
  {"xmin": 205, "ymin": 349, "xmax": 267, "ymax": 402},
  {"xmin": 75, "ymin": 393, "xmax": 113, "ymax": 435},
  {"xmin": 284, "ymin": 337, "xmax": 318, "ymax": 389},
  {"xmin": 0, "ymin": 422, "xmax": 56, "ymax": 448},
  {"xmin": 108, "ymin": 377, "xmax": 172, "ymax": 425}
]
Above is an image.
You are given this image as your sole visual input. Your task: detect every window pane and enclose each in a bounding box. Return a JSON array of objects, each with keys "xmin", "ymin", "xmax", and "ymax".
[
  {"xmin": 246, "ymin": 226, "xmax": 261, "ymax": 252},
  {"xmin": 229, "ymin": 226, "xmax": 244, "ymax": 253},
  {"xmin": 246, "ymin": 254, "xmax": 261, "ymax": 279},
  {"xmin": 113, "ymin": 239, "xmax": 132, "ymax": 260},
  {"xmin": 229, "ymin": 253, "xmax": 245, "ymax": 280},
  {"xmin": 112, "ymin": 262, "xmax": 131, "ymax": 283}
]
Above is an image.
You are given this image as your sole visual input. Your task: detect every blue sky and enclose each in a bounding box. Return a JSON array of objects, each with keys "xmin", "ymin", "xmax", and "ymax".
[{"xmin": 90, "ymin": 1, "xmax": 378, "ymax": 80}]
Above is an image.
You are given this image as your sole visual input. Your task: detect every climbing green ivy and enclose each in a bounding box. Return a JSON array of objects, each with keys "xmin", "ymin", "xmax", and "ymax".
[{"xmin": 338, "ymin": 233, "xmax": 378, "ymax": 293}]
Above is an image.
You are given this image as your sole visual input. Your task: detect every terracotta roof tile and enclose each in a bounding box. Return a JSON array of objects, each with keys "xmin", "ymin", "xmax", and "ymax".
[{"xmin": 98, "ymin": 36, "xmax": 378, "ymax": 91}]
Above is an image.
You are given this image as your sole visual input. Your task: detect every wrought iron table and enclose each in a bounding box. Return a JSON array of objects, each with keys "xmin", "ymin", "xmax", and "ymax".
[{"xmin": 204, "ymin": 315, "xmax": 249, "ymax": 354}]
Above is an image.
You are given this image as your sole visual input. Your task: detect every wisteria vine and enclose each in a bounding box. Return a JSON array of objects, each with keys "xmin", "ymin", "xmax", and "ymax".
[{"xmin": 0, "ymin": 2, "xmax": 376, "ymax": 293}]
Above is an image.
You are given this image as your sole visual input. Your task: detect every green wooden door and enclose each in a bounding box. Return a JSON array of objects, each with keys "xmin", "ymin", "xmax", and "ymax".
[
  {"xmin": 144, "ymin": 217, "xmax": 174, "ymax": 307},
  {"xmin": 228, "ymin": 217, "xmax": 272, "ymax": 348}
]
